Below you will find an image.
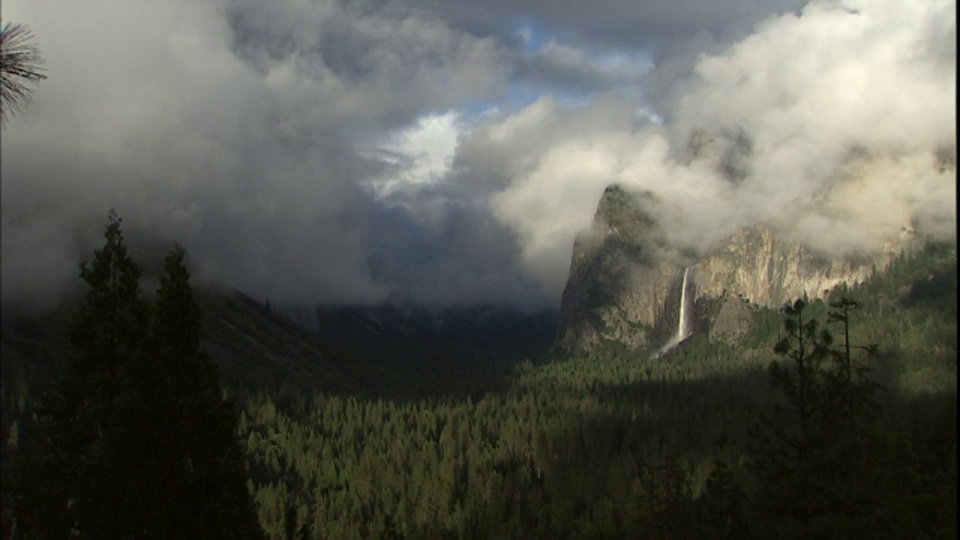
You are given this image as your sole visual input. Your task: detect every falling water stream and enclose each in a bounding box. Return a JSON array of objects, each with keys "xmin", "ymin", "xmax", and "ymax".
[
  {"xmin": 677, "ymin": 266, "xmax": 692, "ymax": 343},
  {"xmin": 653, "ymin": 266, "xmax": 693, "ymax": 358}
]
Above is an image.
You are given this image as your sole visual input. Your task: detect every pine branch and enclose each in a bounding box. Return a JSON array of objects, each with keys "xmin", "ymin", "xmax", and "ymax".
[{"xmin": 1, "ymin": 20, "xmax": 48, "ymax": 124}]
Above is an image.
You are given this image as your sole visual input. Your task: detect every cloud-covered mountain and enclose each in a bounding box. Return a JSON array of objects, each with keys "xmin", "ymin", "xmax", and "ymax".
[{"xmin": 2, "ymin": 0, "xmax": 954, "ymax": 315}]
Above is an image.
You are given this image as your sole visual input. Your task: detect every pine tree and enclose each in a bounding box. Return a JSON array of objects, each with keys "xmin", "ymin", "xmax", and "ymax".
[
  {"xmin": 1, "ymin": 19, "xmax": 47, "ymax": 125},
  {"xmin": 10, "ymin": 214, "xmax": 263, "ymax": 538},
  {"xmin": 11, "ymin": 210, "xmax": 149, "ymax": 537},
  {"xmin": 142, "ymin": 244, "xmax": 264, "ymax": 538},
  {"xmin": 747, "ymin": 298, "xmax": 833, "ymax": 539},
  {"xmin": 748, "ymin": 297, "xmax": 886, "ymax": 538},
  {"xmin": 823, "ymin": 297, "xmax": 880, "ymax": 434}
]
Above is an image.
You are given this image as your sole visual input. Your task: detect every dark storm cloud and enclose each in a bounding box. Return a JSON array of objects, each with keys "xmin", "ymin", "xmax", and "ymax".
[
  {"xmin": 363, "ymin": 191, "xmax": 545, "ymax": 308},
  {"xmin": 1, "ymin": 0, "xmax": 534, "ymax": 312},
  {"xmin": 2, "ymin": 0, "xmax": 391, "ymax": 311},
  {"xmin": 223, "ymin": 0, "xmax": 511, "ymax": 130},
  {"xmin": 407, "ymin": 0, "xmax": 806, "ymax": 49},
  {"xmin": 511, "ymin": 42, "xmax": 651, "ymax": 99}
]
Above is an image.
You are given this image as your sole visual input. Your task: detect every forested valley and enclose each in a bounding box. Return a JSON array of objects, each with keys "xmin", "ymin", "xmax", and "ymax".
[{"xmin": 1, "ymin": 217, "xmax": 956, "ymax": 539}]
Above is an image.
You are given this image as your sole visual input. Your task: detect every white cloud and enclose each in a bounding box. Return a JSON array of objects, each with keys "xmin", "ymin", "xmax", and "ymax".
[
  {"xmin": 460, "ymin": 0, "xmax": 956, "ymax": 299},
  {"xmin": 1, "ymin": 0, "xmax": 388, "ymax": 309},
  {"xmin": 364, "ymin": 111, "xmax": 464, "ymax": 197},
  {"xmin": 2, "ymin": 0, "xmax": 954, "ymax": 312}
]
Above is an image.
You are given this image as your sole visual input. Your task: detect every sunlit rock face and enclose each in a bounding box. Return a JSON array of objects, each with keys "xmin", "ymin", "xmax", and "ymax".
[
  {"xmin": 556, "ymin": 186, "xmax": 912, "ymax": 356},
  {"xmin": 693, "ymin": 224, "xmax": 875, "ymax": 309}
]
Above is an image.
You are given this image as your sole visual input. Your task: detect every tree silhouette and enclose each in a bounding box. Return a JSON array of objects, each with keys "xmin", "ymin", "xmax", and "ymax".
[
  {"xmin": 747, "ymin": 298, "xmax": 834, "ymax": 538},
  {"xmin": 1, "ymin": 20, "xmax": 47, "ymax": 125},
  {"xmin": 10, "ymin": 213, "xmax": 263, "ymax": 538},
  {"xmin": 10, "ymin": 210, "xmax": 148, "ymax": 537},
  {"xmin": 823, "ymin": 297, "xmax": 880, "ymax": 432},
  {"xmin": 748, "ymin": 297, "xmax": 887, "ymax": 538},
  {"xmin": 133, "ymin": 244, "xmax": 264, "ymax": 537}
]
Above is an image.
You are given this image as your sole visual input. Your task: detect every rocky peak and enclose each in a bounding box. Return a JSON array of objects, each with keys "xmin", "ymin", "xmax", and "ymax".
[
  {"xmin": 556, "ymin": 185, "xmax": 684, "ymax": 355},
  {"xmin": 556, "ymin": 185, "xmax": 897, "ymax": 356}
]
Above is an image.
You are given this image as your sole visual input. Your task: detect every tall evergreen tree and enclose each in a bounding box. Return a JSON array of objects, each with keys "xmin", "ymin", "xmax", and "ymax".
[
  {"xmin": 132, "ymin": 244, "xmax": 264, "ymax": 538},
  {"xmin": 748, "ymin": 297, "xmax": 890, "ymax": 538},
  {"xmin": 747, "ymin": 298, "xmax": 834, "ymax": 539},
  {"xmin": 11, "ymin": 210, "xmax": 149, "ymax": 537},
  {"xmin": 10, "ymin": 214, "xmax": 263, "ymax": 538},
  {"xmin": 823, "ymin": 297, "xmax": 879, "ymax": 433}
]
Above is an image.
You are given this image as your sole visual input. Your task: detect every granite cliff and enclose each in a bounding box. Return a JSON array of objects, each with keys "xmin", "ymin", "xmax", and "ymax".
[
  {"xmin": 556, "ymin": 185, "xmax": 684, "ymax": 355},
  {"xmin": 556, "ymin": 185, "xmax": 910, "ymax": 355}
]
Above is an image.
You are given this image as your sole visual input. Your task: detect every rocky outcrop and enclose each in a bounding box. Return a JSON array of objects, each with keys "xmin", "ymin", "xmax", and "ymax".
[
  {"xmin": 708, "ymin": 296, "xmax": 756, "ymax": 344},
  {"xmin": 693, "ymin": 224, "xmax": 875, "ymax": 310},
  {"xmin": 556, "ymin": 186, "xmax": 898, "ymax": 355},
  {"xmin": 556, "ymin": 186, "xmax": 684, "ymax": 355}
]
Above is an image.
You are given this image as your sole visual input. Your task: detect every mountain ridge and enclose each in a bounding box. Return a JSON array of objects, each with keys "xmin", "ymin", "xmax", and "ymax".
[{"xmin": 556, "ymin": 183, "xmax": 925, "ymax": 355}]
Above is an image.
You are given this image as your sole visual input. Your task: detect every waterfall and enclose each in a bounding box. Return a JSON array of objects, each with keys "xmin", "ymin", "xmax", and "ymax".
[
  {"xmin": 653, "ymin": 266, "xmax": 693, "ymax": 359},
  {"xmin": 677, "ymin": 266, "xmax": 692, "ymax": 342}
]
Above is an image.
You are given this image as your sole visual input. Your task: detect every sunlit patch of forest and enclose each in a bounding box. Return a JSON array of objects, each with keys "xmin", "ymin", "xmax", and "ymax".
[{"xmin": 2, "ymin": 241, "xmax": 956, "ymax": 539}]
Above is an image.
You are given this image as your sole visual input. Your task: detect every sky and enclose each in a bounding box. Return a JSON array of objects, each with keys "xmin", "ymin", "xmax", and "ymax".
[{"xmin": 1, "ymin": 0, "xmax": 956, "ymax": 314}]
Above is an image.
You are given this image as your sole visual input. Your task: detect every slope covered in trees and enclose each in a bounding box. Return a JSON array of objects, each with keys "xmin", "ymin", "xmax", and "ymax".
[
  {"xmin": 220, "ymin": 242, "xmax": 960, "ymax": 538},
  {"xmin": 1, "ymin": 223, "xmax": 955, "ymax": 538}
]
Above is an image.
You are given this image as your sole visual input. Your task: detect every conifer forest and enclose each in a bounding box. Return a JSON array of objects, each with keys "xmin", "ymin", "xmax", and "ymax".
[{"xmin": 0, "ymin": 213, "xmax": 955, "ymax": 539}]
